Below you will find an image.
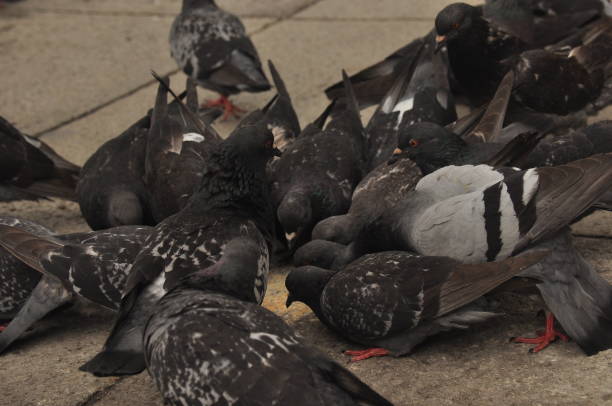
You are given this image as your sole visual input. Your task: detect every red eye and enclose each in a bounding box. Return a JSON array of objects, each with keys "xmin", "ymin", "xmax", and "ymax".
[
  {"xmin": 409, "ymin": 139, "xmax": 419, "ymax": 148},
  {"xmin": 452, "ymin": 22, "xmax": 460, "ymax": 29}
]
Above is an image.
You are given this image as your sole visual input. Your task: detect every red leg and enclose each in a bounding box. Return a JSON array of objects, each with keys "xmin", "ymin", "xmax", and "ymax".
[
  {"xmin": 511, "ymin": 312, "xmax": 569, "ymax": 353},
  {"xmin": 202, "ymin": 96, "xmax": 245, "ymax": 120},
  {"xmin": 343, "ymin": 348, "xmax": 390, "ymax": 362}
]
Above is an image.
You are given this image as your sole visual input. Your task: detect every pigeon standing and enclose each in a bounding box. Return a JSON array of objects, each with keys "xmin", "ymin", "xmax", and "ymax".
[
  {"xmin": 170, "ymin": 0, "xmax": 271, "ymax": 119},
  {"xmin": 80, "ymin": 111, "xmax": 280, "ymax": 376},
  {"xmin": 0, "ymin": 221, "xmax": 151, "ymax": 353},
  {"xmin": 287, "ymin": 251, "xmax": 546, "ymax": 361},
  {"xmin": 0, "ymin": 116, "xmax": 80, "ymax": 202},
  {"xmin": 144, "ymin": 240, "xmax": 392, "ymax": 406}
]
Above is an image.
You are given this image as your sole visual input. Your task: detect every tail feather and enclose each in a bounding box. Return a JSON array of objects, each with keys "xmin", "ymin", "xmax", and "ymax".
[{"xmin": 268, "ymin": 60, "xmax": 290, "ymax": 102}]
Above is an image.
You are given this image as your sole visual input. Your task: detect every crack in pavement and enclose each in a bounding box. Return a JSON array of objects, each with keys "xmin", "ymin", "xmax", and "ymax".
[{"xmin": 33, "ymin": 0, "xmax": 323, "ymax": 139}]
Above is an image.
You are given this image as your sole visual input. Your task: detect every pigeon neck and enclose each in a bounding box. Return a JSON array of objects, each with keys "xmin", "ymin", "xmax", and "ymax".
[
  {"xmin": 186, "ymin": 146, "xmax": 275, "ymax": 236},
  {"xmin": 413, "ymin": 136, "xmax": 466, "ymax": 175}
]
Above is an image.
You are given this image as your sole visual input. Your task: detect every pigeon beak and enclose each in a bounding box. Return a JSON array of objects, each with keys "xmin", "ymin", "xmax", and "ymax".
[
  {"xmin": 434, "ymin": 35, "xmax": 447, "ymax": 53},
  {"xmin": 392, "ymin": 148, "xmax": 403, "ymax": 156},
  {"xmin": 285, "ymin": 232, "xmax": 297, "ymax": 242}
]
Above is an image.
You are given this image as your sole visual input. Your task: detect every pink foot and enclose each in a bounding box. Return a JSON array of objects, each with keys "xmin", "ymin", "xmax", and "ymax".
[
  {"xmin": 202, "ymin": 96, "xmax": 244, "ymax": 120},
  {"xmin": 343, "ymin": 347, "xmax": 390, "ymax": 362},
  {"xmin": 512, "ymin": 313, "xmax": 569, "ymax": 353}
]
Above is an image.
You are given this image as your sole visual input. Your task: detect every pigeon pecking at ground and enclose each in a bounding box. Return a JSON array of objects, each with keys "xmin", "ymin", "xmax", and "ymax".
[
  {"xmin": 287, "ymin": 251, "xmax": 547, "ymax": 361},
  {"xmin": 270, "ymin": 73, "xmax": 367, "ymax": 251},
  {"xmin": 0, "ymin": 116, "xmax": 80, "ymax": 202},
  {"xmin": 144, "ymin": 239, "xmax": 393, "ymax": 406},
  {"xmin": 169, "ymin": 0, "xmax": 271, "ymax": 119},
  {"xmin": 80, "ymin": 94, "xmax": 280, "ymax": 377},
  {"xmin": 0, "ymin": 220, "xmax": 151, "ymax": 354}
]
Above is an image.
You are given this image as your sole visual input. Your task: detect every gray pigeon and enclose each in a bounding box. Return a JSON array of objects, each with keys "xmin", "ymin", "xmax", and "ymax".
[
  {"xmin": 145, "ymin": 240, "xmax": 392, "ymax": 406},
  {"xmin": 169, "ymin": 0, "xmax": 271, "ymax": 119}
]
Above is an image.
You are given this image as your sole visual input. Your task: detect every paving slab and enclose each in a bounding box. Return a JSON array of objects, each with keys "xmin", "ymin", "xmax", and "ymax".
[
  {"xmin": 296, "ymin": 0, "xmax": 480, "ymax": 20},
  {"xmin": 0, "ymin": 6, "xmax": 270, "ymax": 135},
  {"xmin": 17, "ymin": 0, "xmax": 319, "ymax": 18}
]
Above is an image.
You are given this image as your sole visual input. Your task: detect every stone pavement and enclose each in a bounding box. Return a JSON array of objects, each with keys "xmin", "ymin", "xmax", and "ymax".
[{"xmin": 1, "ymin": 1, "xmax": 612, "ymax": 405}]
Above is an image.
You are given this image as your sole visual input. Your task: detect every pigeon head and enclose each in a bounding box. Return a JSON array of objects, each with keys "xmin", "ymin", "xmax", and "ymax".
[
  {"xmin": 179, "ymin": 237, "xmax": 267, "ymax": 304},
  {"xmin": 224, "ymin": 121, "xmax": 282, "ymax": 169},
  {"xmin": 285, "ymin": 266, "xmax": 335, "ymax": 309},
  {"xmin": 393, "ymin": 122, "xmax": 465, "ymax": 174},
  {"xmin": 277, "ymin": 188, "xmax": 312, "ymax": 246},
  {"xmin": 434, "ymin": 3, "xmax": 478, "ymax": 50}
]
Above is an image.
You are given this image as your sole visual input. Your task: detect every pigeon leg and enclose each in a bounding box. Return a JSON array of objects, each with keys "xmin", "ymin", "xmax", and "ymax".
[
  {"xmin": 344, "ymin": 348, "xmax": 390, "ymax": 362},
  {"xmin": 202, "ymin": 96, "xmax": 245, "ymax": 120},
  {"xmin": 0, "ymin": 324, "xmax": 6, "ymax": 332},
  {"xmin": 511, "ymin": 312, "xmax": 569, "ymax": 353}
]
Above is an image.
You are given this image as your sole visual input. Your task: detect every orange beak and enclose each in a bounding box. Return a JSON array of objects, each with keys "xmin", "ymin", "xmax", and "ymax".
[
  {"xmin": 435, "ymin": 35, "xmax": 446, "ymax": 43},
  {"xmin": 393, "ymin": 148, "xmax": 403, "ymax": 156}
]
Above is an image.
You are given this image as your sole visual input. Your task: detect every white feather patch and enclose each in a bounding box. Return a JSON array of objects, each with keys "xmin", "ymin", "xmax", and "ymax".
[
  {"xmin": 393, "ymin": 97, "xmax": 415, "ymax": 129},
  {"xmin": 522, "ymin": 168, "xmax": 539, "ymax": 206},
  {"xmin": 496, "ymin": 183, "xmax": 521, "ymax": 260},
  {"xmin": 183, "ymin": 132, "xmax": 205, "ymax": 143}
]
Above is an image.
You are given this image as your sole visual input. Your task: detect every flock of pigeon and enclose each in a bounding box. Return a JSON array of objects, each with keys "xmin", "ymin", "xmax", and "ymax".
[{"xmin": 2, "ymin": 0, "xmax": 612, "ymax": 404}]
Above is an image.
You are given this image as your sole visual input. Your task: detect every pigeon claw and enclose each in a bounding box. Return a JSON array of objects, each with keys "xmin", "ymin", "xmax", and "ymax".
[
  {"xmin": 511, "ymin": 313, "xmax": 569, "ymax": 353},
  {"xmin": 203, "ymin": 96, "xmax": 245, "ymax": 121},
  {"xmin": 344, "ymin": 347, "xmax": 389, "ymax": 362}
]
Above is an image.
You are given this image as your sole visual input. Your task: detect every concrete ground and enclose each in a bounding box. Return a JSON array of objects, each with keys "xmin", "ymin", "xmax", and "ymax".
[{"xmin": 1, "ymin": 0, "xmax": 612, "ymax": 405}]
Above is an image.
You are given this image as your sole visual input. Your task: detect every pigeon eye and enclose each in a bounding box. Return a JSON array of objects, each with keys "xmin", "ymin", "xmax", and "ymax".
[
  {"xmin": 409, "ymin": 139, "xmax": 419, "ymax": 148},
  {"xmin": 452, "ymin": 22, "xmax": 460, "ymax": 29}
]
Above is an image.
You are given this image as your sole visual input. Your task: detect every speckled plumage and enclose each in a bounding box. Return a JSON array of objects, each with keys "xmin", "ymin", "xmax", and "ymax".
[
  {"xmin": 169, "ymin": 0, "xmax": 270, "ymax": 96},
  {"xmin": 0, "ymin": 219, "xmax": 151, "ymax": 353},
  {"xmin": 145, "ymin": 288, "xmax": 391, "ymax": 406},
  {"xmin": 271, "ymin": 74, "xmax": 367, "ymax": 249},
  {"xmin": 82, "ymin": 120, "xmax": 278, "ymax": 377},
  {"xmin": 287, "ymin": 251, "xmax": 545, "ymax": 357}
]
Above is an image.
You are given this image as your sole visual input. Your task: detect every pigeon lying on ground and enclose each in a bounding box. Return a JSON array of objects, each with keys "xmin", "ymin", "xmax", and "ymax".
[
  {"xmin": 237, "ymin": 60, "xmax": 301, "ymax": 153},
  {"xmin": 366, "ymin": 38, "xmax": 457, "ymax": 170},
  {"xmin": 271, "ymin": 73, "xmax": 367, "ymax": 250},
  {"xmin": 287, "ymin": 251, "xmax": 547, "ymax": 361},
  {"xmin": 145, "ymin": 75, "xmax": 223, "ymax": 223},
  {"xmin": 145, "ymin": 238, "xmax": 393, "ymax": 406},
  {"xmin": 80, "ymin": 97, "xmax": 280, "ymax": 377},
  {"xmin": 0, "ymin": 116, "xmax": 80, "ymax": 202},
  {"xmin": 434, "ymin": 1, "xmax": 602, "ymax": 99},
  {"xmin": 0, "ymin": 221, "xmax": 151, "ymax": 353},
  {"xmin": 170, "ymin": 0, "xmax": 271, "ymax": 119}
]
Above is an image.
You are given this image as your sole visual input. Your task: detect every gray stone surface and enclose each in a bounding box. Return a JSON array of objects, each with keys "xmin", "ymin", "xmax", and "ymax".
[{"xmin": 1, "ymin": 0, "xmax": 612, "ymax": 405}]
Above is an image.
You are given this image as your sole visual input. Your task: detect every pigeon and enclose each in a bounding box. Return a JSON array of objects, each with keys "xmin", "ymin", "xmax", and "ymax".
[
  {"xmin": 77, "ymin": 114, "xmax": 154, "ymax": 230},
  {"xmin": 144, "ymin": 242, "xmax": 392, "ymax": 406},
  {"xmin": 170, "ymin": 0, "xmax": 271, "ymax": 119},
  {"xmin": 80, "ymin": 113, "xmax": 280, "ymax": 377},
  {"xmin": 145, "ymin": 74, "xmax": 223, "ymax": 223},
  {"xmin": 77, "ymin": 82, "xmax": 222, "ymax": 230},
  {"xmin": 271, "ymin": 72, "xmax": 367, "ymax": 250},
  {"xmin": 0, "ymin": 116, "xmax": 80, "ymax": 202},
  {"xmin": 237, "ymin": 60, "xmax": 301, "ymax": 153},
  {"xmin": 0, "ymin": 222, "xmax": 151, "ymax": 353},
  {"xmin": 294, "ymin": 70, "xmax": 516, "ymax": 267},
  {"xmin": 395, "ymin": 119, "xmax": 612, "ymax": 176},
  {"xmin": 435, "ymin": 1, "xmax": 610, "ymax": 113},
  {"xmin": 366, "ymin": 38, "xmax": 457, "ymax": 170},
  {"xmin": 325, "ymin": 32, "xmax": 432, "ymax": 109},
  {"xmin": 0, "ymin": 216, "xmax": 52, "ymax": 325},
  {"xmin": 286, "ymin": 251, "xmax": 547, "ymax": 361}
]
